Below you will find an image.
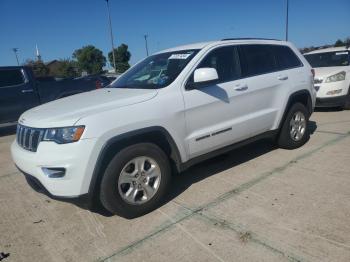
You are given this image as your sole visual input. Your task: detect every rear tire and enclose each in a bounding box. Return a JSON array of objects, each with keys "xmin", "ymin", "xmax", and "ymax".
[
  {"xmin": 100, "ymin": 143, "xmax": 171, "ymax": 218},
  {"xmin": 277, "ymin": 103, "xmax": 310, "ymax": 149}
]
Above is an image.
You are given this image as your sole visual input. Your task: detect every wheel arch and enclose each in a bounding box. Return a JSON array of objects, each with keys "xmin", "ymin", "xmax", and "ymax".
[
  {"xmin": 278, "ymin": 89, "xmax": 313, "ymax": 130},
  {"xmin": 88, "ymin": 126, "xmax": 182, "ymax": 201}
]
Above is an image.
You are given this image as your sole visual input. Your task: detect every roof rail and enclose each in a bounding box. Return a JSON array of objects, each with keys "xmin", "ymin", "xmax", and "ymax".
[{"xmin": 221, "ymin": 38, "xmax": 282, "ymax": 41}]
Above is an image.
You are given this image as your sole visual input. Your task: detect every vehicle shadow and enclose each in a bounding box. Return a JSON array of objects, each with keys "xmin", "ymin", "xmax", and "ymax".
[
  {"xmin": 92, "ymin": 121, "xmax": 317, "ymax": 217},
  {"xmin": 0, "ymin": 125, "xmax": 17, "ymax": 137},
  {"xmin": 164, "ymin": 120, "xmax": 317, "ymax": 204}
]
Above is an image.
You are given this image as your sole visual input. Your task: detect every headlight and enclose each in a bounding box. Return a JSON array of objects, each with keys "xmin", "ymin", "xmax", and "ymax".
[
  {"xmin": 326, "ymin": 89, "xmax": 342, "ymax": 95},
  {"xmin": 43, "ymin": 126, "xmax": 85, "ymax": 144},
  {"xmin": 325, "ymin": 71, "xmax": 346, "ymax": 83}
]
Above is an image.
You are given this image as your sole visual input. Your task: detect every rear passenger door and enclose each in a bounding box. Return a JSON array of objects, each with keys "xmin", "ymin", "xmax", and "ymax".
[
  {"xmin": 0, "ymin": 68, "xmax": 40, "ymax": 124},
  {"xmin": 236, "ymin": 44, "xmax": 289, "ymax": 133}
]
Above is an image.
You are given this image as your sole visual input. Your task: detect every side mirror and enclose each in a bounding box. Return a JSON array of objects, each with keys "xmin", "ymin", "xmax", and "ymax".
[{"xmin": 194, "ymin": 68, "xmax": 219, "ymax": 84}]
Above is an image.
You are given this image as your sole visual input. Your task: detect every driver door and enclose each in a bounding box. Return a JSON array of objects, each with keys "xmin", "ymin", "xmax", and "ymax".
[{"xmin": 182, "ymin": 45, "xmax": 251, "ymax": 158}]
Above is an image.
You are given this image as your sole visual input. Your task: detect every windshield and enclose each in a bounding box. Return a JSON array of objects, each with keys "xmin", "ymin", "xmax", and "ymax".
[
  {"xmin": 304, "ymin": 51, "xmax": 349, "ymax": 67},
  {"xmin": 110, "ymin": 49, "xmax": 199, "ymax": 89}
]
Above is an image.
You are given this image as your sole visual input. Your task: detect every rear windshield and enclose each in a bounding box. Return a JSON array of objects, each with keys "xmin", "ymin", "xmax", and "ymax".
[{"xmin": 304, "ymin": 51, "xmax": 349, "ymax": 67}]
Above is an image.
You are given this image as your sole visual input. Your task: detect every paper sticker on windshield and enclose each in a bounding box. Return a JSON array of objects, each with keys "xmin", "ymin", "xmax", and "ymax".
[
  {"xmin": 169, "ymin": 53, "xmax": 192, "ymax": 60},
  {"xmin": 336, "ymin": 52, "xmax": 348, "ymax": 55}
]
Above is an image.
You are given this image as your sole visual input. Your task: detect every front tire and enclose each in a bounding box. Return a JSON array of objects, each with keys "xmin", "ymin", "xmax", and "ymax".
[
  {"xmin": 100, "ymin": 143, "xmax": 171, "ymax": 218},
  {"xmin": 277, "ymin": 103, "xmax": 310, "ymax": 149}
]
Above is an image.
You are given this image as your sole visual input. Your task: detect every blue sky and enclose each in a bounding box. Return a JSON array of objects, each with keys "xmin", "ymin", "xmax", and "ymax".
[{"xmin": 1, "ymin": 0, "xmax": 349, "ymax": 68}]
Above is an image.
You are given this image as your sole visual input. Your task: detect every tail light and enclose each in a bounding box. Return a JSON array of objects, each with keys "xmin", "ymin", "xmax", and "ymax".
[
  {"xmin": 95, "ymin": 80, "xmax": 102, "ymax": 89},
  {"xmin": 311, "ymin": 69, "xmax": 315, "ymax": 78}
]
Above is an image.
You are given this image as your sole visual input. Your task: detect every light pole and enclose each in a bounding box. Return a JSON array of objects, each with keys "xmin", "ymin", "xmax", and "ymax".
[
  {"xmin": 12, "ymin": 48, "xmax": 19, "ymax": 66},
  {"xmin": 285, "ymin": 0, "xmax": 289, "ymax": 41},
  {"xmin": 105, "ymin": 0, "xmax": 116, "ymax": 71},
  {"xmin": 144, "ymin": 35, "xmax": 149, "ymax": 56}
]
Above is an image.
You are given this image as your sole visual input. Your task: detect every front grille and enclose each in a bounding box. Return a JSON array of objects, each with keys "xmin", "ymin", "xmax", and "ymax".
[{"xmin": 16, "ymin": 125, "xmax": 45, "ymax": 152}]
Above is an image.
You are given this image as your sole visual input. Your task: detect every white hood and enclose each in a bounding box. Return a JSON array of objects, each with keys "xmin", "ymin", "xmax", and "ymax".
[
  {"xmin": 19, "ymin": 88, "xmax": 158, "ymax": 128},
  {"xmin": 314, "ymin": 66, "xmax": 348, "ymax": 80}
]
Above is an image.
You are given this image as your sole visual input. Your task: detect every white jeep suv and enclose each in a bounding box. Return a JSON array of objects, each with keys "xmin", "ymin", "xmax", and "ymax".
[
  {"xmin": 11, "ymin": 39, "xmax": 316, "ymax": 218},
  {"xmin": 304, "ymin": 46, "xmax": 350, "ymax": 109}
]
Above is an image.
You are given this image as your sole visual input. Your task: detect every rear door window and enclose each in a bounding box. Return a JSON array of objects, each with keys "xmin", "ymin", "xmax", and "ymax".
[
  {"xmin": 0, "ymin": 69, "xmax": 25, "ymax": 87},
  {"xmin": 238, "ymin": 45, "xmax": 277, "ymax": 77}
]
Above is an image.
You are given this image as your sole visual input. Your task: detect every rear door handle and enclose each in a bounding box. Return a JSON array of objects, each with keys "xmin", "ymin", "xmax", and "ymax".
[
  {"xmin": 22, "ymin": 89, "xmax": 34, "ymax": 93},
  {"xmin": 277, "ymin": 75, "xmax": 288, "ymax": 81},
  {"xmin": 234, "ymin": 84, "xmax": 248, "ymax": 91}
]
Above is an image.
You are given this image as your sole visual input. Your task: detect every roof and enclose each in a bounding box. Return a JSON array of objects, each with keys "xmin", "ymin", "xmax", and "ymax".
[
  {"xmin": 304, "ymin": 46, "xmax": 350, "ymax": 55},
  {"xmin": 157, "ymin": 38, "xmax": 288, "ymax": 54},
  {"xmin": 157, "ymin": 41, "xmax": 216, "ymax": 53},
  {"xmin": 45, "ymin": 60, "xmax": 58, "ymax": 66}
]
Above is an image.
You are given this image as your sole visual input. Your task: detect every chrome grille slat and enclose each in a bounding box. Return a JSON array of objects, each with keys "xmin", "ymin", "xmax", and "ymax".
[
  {"xmin": 28, "ymin": 129, "xmax": 34, "ymax": 151},
  {"xmin": 20, "ymin": 126, "xmax": 24, "ymax": 146},
  {"xmin": 23, "ymin": 128, "xmax": 28, "ymax": 149},
  {"xmin": 16, "ymin": 124, "xmax": 44, "ymax": 152}
]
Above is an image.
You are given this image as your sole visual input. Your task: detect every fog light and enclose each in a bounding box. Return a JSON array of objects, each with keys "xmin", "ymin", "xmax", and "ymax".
[
  {"xmin": 42, "ymin": 167, "xmax": 66, "ymax": 178},
  {"xmin": 326, "ymin": 89, "xmax": 342, "ymax": 95}
]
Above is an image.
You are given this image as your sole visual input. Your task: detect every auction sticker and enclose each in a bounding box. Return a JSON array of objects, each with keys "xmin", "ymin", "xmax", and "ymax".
[{"xmin": 169, "ymin": 53, "xmax": 192, "ymax": 59}]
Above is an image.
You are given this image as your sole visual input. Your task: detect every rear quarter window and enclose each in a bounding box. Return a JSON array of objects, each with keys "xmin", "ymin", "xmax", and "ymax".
[
  {"xmin": 0, "ymin": 69, "xmax": 25, "ymax": 87},
  {"xmin": 272, "ymin": 45, "xmax": 303, "ymax": 70}
]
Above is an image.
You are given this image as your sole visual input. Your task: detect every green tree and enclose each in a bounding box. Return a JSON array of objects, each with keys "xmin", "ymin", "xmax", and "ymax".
[
  {"xmin": 54, "ymin": 59, "xmax": 79, "ymax": 78},
  {"xmin": 73, "ymin": 45, "xmax": 106, "ymax": 74},
  {"xmin": 24, "ymin": 59, "xmax": 50, "ymax": 77},
  {"xmin": 334, "ymin": 39, "xmax": 345, "ymax": 47},
  {"xmin": 344, "ymin": 37, "xmax": 350, "ymax": 46},
  {"xmin": 108, "ymin": 43, "xmax": 131, "ymax": 73}
]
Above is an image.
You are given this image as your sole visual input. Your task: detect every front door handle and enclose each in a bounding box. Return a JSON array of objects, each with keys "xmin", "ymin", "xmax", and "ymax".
[
  {"xmin": 234, "ymin": 84, "xmax": 248, "ymax": 91},
  {"xmin": 277, "ymin": 75, "xmax": 288, "ymax": 81},
  {"xmin": 22, "ymin": 89, "xmax": 34, "ymax": 93}
]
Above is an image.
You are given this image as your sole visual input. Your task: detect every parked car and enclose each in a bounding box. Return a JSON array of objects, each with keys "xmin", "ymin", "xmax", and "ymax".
[
  {"xmin": 11, "ymin": 39, "xmax": 316, "ymax": 218},
  {"xmin": 0, "ymin": 66, "xmax": 100, "ymax": 126},
  {"xmin": 304, "ymin": 46, "xmax": 350, "ymax": 109}
]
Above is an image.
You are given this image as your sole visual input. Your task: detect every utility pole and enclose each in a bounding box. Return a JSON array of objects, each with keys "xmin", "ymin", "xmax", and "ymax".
[
  {"xmin": 12, "ymin": 48, "xmax": 19, "ymax": 66},
  {"xmin": 285, "ymin": 0, "xmax": 289, "ymax": 41},
  {"xmin": 105, "ymin": 0, "xmax": 116, "ymax": 71},
  {"xmin": 144, "ymin": 35, "xmax": 149, "ymax": 56}
]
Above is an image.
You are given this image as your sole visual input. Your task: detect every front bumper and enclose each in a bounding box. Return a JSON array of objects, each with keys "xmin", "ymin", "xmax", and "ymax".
[
  {"xmin": 314, "ymin": 80, "xmax": 349, "ymax": 108},
  {"xmin": 11, "ymin": 138, "xmax": 97, "ymax": 197},
  {"xmin": 21, "ymin": 170, "xmax": 90, "ymax": 208},
  {"xmin": 316, "ymin": 95, "xmax": 347, "ymax": 108}
]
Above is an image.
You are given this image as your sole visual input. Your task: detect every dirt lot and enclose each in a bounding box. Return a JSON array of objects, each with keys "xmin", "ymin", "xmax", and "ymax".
[{"xmin": 1, "ymin": 109, "xmax": 350, "ymax": 262}]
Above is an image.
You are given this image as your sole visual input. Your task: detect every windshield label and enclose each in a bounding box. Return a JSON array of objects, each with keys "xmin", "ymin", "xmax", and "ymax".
[
  {"xmin": 169, "ymin": 53, "xmax": 192, "ymax": 60},
  {"xmin": 336, "ymin": 52, "xmax": 348, "ymax": 55}
]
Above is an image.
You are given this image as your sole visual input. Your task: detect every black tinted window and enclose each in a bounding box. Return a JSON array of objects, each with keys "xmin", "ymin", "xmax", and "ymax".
[
  {"xmin": 0, "ymin": 69, "xmax": 24, "ymax": 87},
  {"xmin": 273, "ymin": 45, "xmax": 302, "ymax": 69},
  {"xmin": 239, "ymin": 45, "xmax": 276, "ymax": 77},
  {"xmin": 198, "ymin": 46, "xmax": 241, "ymax": 82}
]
